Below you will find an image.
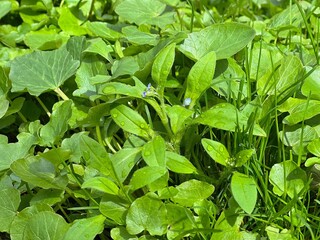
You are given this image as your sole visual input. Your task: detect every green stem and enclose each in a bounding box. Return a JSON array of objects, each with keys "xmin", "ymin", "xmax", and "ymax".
[
  {"xmin": 36, "ymin": 96, "xmax": 51, "ymax": 117},
  {"xmin": 54, "ymin": 88, "xmax": 69, "ymax": 101}
]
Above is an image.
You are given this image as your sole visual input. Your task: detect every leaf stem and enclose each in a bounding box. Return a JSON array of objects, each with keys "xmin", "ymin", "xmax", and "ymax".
[
  {"xmin": 36, "ymin": 96, "xmax": 51, "ymax": 117},
  {"xmin": 54, "ymin": 88, "xmax": 69, "ymax": 101}
]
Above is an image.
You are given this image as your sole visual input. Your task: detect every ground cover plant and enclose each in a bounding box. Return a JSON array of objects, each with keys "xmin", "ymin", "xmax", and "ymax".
[{"xmin": 0, "ymin": 0, "xmax": 320, "ymax": 239}]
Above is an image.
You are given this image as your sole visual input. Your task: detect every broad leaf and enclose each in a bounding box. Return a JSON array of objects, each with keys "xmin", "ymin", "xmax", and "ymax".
[
  {"xmin": 0, "ymin": 188, "xmax": 20, "ymax": 232},
  {"xmin": 235, "ymin": 149, "xmax": 255, "ymax": 167},
  {"xmin": 201, "ymin": 138, "xmax": 230, "ymax": 166},
  {"xmin": 82, "ymin": 177, "xmax": 119, "ymax": 195},
  {"xmin": 23, "ymin": 212, "xmax": 69, "ymax": 240},
  {"xmin": 123, "ymin": 26, "xmax": 159, "ymax": 46},
  {"xmin": 10, "ymin": 156, "xmax": 69, "ymax": 189},
  {"xmin": 63, "ymin": 215, "xmax": 106, "ymax": 240},
  {"xmin": 10, "ymin": 204, "xmax": 53, "ymax": 240},
  {"xmin": 165, "ymin": 151, "xmax": 198, "ymax": 174},
  {"xmin": 142, "ymin": 136, "xmax": 166, "ymax": 167},
  {"xmin": 307, "ymin": 138, "xmax": 320, "ymax": 157},
  {"xmin": 0, "ymin": 1, "xmax": 11, "ymax": 19},
  {"xmin": 231, "ymin": 172, "xmax": 257, "ymax": 214},
  {"xmin": 129, "ymin": 166, "xmax": 167, "ymax": 191},
  {"xmin": 184, "ymin": 51, "xmax": 216, "ymax": 108},
  {"xmin": 79, "ymin": 135, "xmax": 112, "ymax": 176},
  {"xmin": 0, "ymin": 133, "xmax": 37, "ymax": 171},
  {"xmin": 110, "ymin": 227, "xmax": 137, "ymax": 240},
  {"xmin": 100, "ymin": 195, "xmax": 129, "ymax": 225},
  {"xmin": 172, "ymin": 179, "xmax": 214, "ymax": 207},
  {"xmin": 9, "ymin": 46, "xmax": 80, "ymax": 96},
  {"xmin": 86, "ymin": 22, "xmax": 122, "ymax": 41},
  {"xmin": 165, "ymin": 105, "xmax": 193, "ymax": 134},
  {"xmin": 40, "ymin": 100, "xmax": 72, "ymax": 146},
  {"xmin": 179, "ymin": 23, "xmax": 255, "ymax": 60},
  {"xmin": 269, "ymin": 161, "xmax": 308, "ymax": 198},
  {"xmin": 110, "ymin": 147, "xmax": 141, "ymax": 183},
  {"xmin": 115, "ymin": 0, "xmax": 175, "ymax": 28},
  {"xmin": 126, "ymin": 193, "xmax": 167, "ymax": 235},
  {"xmin": 111, "ymin": 104, "xmax": 154, "ymax": 139},
  {"xmin": 301, "ymin": 66, "xmax": 320, "ymax": 100}
]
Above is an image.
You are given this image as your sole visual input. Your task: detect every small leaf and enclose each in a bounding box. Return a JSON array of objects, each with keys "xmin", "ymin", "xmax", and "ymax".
[
  {"xmin": 231, "ymin": 172, "xmax": 257, "ymax": 214},
  {"xmin": 142, "ymin": 136, "xmax": 166, "ymax": 167},
  {"xmin": 111, "ymin": 104, "xmax": 154, "ymax": 139},
  {"xmin": 179, "ymin": 23, "xmax": 255, "ymax": 60},
  {"xmin": 63, "ymin": 215, "xmax": 106, "ymax": 240},
  {"xmin": 129, "ymin": 166, "xmax": 167, "ymax": 191},
  {"xmin": 82, "ymin": 177, "xmax": 119, "ymax": 195},
  {"xmin": 0, "ymin": 188, "xmax": 20, "ymax": 232},
  {"xmin": 184, "ymin": 51, "xmax": 216, "ymax": 108},
  {"xmin": 122, "ymin": 26, "xmax": 159, "ymax": 46},
  {"xmin": 151, "ymin": 43, "xmax": 176, "ymax": 94},
  {"xmin": 201, "ymin": 138, "xmax": 230, "ymax": 166},
  {"xmin": 126, "ymin": 193, "xmax": 167, "ymax": 235},
  {"xmin": 23, "ymin": 212, "xmax": 69, "ymax": 240},
  {"xmin": 301, "ymin": 66, "xmax": 320, "ymax": 100},
  {"xmin": 172, "ymin": 179, "xmax": 214, "ymax": 207},
  {"xmin": 9, "ymin": 46, "xmax": 80, "ymax": 96},
  {"xmin": 111, "ymin": 226, "xmax": 137, "ymax": 240},
  {"xmin": 86, "ymin": 21, "xmax": 122, "ymax": 41},
  {"xmin": 165, "ymin": 151, "xmax": 198, "ymax": 174},
  {"xmin": 235, "ymin": 149, "xmax": 255, "ymax": 167}
]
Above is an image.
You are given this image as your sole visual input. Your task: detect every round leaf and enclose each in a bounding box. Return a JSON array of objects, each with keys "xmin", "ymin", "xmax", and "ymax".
[{"xmin": 201, "ymin": 138, "xmax": 230, "ymax": 166}]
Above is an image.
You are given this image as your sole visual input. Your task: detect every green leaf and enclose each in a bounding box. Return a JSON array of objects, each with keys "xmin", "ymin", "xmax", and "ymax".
[
  {"xmin": 110, "ymin": 147, "xmax": 141, "ymax": 183},
  {"xmin": 266, "ymin": 226, "xmax": 298, "ymax": 240},
  {"xmin": 10, "ymin": 204, "xmax": 53, "ymax": 240},
  {"xmin": 129, "ymin": 166, "xmax": 167, "ymax": 191},
  {"xmin": 111, "ymin": 104, "xmax": 154, "ymax": 139},
  {"xmin": 123, "ymin": 26, "xmax": 159, "ymax": 46},
  {"xmin": 282, "ymin": 99, "xmax": 320, "ymax": 125},
  {"xmin": 84, "ymin": 38, "xmax": 113, "ymax": 62},
  {"xmin": 86, "ymin": 21, "xmax": 122, "ymax": 41},
  {"xmin": 10, "ymin": 156, "xmax": 69, "ymax": 189},
  {"xmin": 301, "ymin": 67, "xmax": 320, "ymax": 100},
  {"xmin": 40, "ymin": 100, "xmax": 72, "ymax": 146},
  {"xmin": 23, "ymin": 212, "xmax": 69, "ymax": 240},
  {"xmin": 79, "ymin": 135, "xmax": 112, "ymax": 176},
  {"xmin": 184, "ymin": 51, "xmax": 216, "ymax": 108},
  {"xmin": 165, "ymin": 151, "xmax": 198, "ymax": 174},
  {"xmin": 165, "ymin": 105, "xmax": 193, "ymax": 134},
  {"xmin": 115, "ymin": 0, "xmax": 175, "ymax": 28},
  {"xmin": 30, "ymin": 189, "xmax": 64, "ymax": 206},
  {"xmin": 63, "ymin": 215, "xmax": 106, "ymax": 240},
  {"xmin": 195, "ymin": 103, "xmax": 266, "ymax": 136},
  {"xmin": 257, "ymin": 55, "xmax": 303, "ymax": 97},
  {"xmin": 126, "ymin": 193, "xmax": 167, "ymax": 235},
  {"xmin": 179, "ymin": 23, "xmax": 255, "ymax": 60},
  {"xmin": 142, "ymin": 136, "xmax": 166, "ymax": 167},
  {"xmin": 151, "ymin": 43, "xmax": 176, "ymax": 94},
  {"xmin": 0, "ymin": 188, "xmax": 20, "ymax": 232},
  {"xmin": 0, "ymin": 94, "xmax": 10, "ymax": 119},
  {"xmin": 58, "ymin": 7, "xmax": 88, "ymax": 36},
  {"xmin": 82, "ymin": 177, "xmax": 119, "ymax": 195},
  {"xmin": 166, "ymin": 204, "xmax": 195, "ymax": 240},
  {"xmin": 24, "ymin": 28, "xmax": 68, "ymax": 50},
  {"xmin": 0, "ymin": 1, "xmax": 11, "ymax": 19},
  {"xmin": 307, "ymin": 138, "xmax": 320, "ymax": 157},
  {"xmin": 231, "ymin": 172, "xmax": 257, "ymax": 214},
  {"xmin": 269, "ymin": 160, "xmax": 308, "ymax": 198},
  {"xmin": 100, "ymin": 195, "xmax": 129, "ymax": 225},
  {"xmin": 172, "ymin": 179, "xmax": 214, "ymax": 207},
  {"xmin": 0, "ymin": 133, "xmax": 37, "ymax": 171},
  {"xmin": 111, "ymin": 226, "xmax": 138, "ymax": 240},
  {"xmin": 201, "ymin": 138, "xmax": 230, "ymax": 166},
  {"xmin": 9, "ymin": 46, "xmax": 80, "ymax": 96},
  {"xmin": 235, "ymin": 149, "xmax": 255, "ymax": 167}
]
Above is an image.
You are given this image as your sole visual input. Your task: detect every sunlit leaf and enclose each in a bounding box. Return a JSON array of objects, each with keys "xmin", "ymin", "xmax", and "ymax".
[
  {"xmin": 0, "ymin": 188, "xmax": 20, "ymax": 232},
  {"xmin": 9, "ymin": 46, "xmax": 80, "ymax": 96}
]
